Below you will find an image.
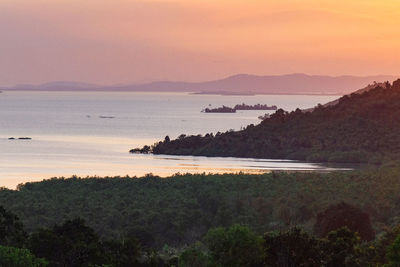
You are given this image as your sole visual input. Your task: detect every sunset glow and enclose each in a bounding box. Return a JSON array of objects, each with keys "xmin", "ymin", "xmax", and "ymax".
[{"xmin": 1, "ymin": 0, "xmax": 400, "ymax": 85}]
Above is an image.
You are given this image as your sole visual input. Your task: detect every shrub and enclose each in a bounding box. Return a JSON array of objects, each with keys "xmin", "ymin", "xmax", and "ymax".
[{"xmin": 0, "ymin": 245, "xmax": 48, "ymax": 267}]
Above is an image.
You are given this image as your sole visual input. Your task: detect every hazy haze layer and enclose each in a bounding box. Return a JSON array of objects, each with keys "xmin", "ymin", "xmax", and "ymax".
[{"xmin": 1, "ymin": 0, "xmax": 400, "ymax": 86}]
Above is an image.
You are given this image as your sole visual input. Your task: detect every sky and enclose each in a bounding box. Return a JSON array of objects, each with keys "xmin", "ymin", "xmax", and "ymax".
[{"xmin": 1, "ymin": 0, "xmax": 400, "ymax": 86}]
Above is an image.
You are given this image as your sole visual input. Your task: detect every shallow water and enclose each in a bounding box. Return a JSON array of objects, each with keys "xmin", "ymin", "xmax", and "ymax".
[{"xmin": 0, "ymin": 91, "xmax": 341, "ymax": 188}]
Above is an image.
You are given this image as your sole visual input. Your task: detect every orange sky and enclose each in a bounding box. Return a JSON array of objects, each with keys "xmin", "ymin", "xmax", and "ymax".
[{"xmin": 1, "ymin": 0, "xmax": 399, "ymax": 85}]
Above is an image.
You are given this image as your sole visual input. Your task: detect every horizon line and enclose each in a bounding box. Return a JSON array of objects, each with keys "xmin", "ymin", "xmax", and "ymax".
[{"xmin": 1, "ymin": 72, "xmax": 398, "ymax": 89}]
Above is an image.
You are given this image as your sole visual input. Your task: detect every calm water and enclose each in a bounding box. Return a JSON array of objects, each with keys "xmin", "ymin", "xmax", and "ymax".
[{"xmin": 0, "ymin": 91, "xmax": 343, "ymax": 188}]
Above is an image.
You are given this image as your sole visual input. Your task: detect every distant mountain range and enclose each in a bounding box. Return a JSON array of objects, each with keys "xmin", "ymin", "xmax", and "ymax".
[{"xmin": 2, "ymin": 74, "xmax": 397, "ymax": 95}]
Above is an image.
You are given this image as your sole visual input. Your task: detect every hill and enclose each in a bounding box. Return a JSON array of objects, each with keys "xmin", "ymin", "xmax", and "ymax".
[
  {"xmin": 3, "ymin": 81, "xmax": 101, "ymax": 91},
  {"xmin": 0, "ymin": 165, "xmax": 400, "ymax": 248},
  {"xmin": 3, "ymin": 73, "xmax": 396, "ymax": 95},
  {"xmin": 142, "ymin": 79, "xmax": 400, "ymax": 163}
]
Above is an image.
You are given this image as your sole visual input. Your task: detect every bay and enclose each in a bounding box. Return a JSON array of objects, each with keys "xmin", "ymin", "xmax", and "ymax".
[{"xmin": 0, "ymin": 91, "xmax": 343, "ymax": 188}]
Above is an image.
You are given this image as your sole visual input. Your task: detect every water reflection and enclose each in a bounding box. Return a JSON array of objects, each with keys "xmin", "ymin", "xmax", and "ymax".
[
  {"xmin": 0, "ymin": 91, "xmax": 345, "ymax": 189},
  {"xmin": 0, "ymin": 152, "xmax": 356, "ymax": 189}
]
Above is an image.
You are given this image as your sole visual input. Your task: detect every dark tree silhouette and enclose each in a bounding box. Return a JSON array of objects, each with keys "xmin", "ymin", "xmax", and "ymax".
[
  {"xmin": 0, "ymin": 206, "xmax": 27, "ymax": 247},
  {"xmin": 314, "ymin": 202, "xmax": 375, "ymax": 241},
  {"xmin": 205, "ymin": 224, "xmax": 264, "ymax": 267},
  {"xmin": 102, "ymin": 237, "xmax": 142, "ymax": 267},
  {"xmin": 29, "ymin": 218, "xmax": 103, "ymax": 267},
  {"xmin": 264, "ymin": 227, "xmax": 324, "ymax": 266}
]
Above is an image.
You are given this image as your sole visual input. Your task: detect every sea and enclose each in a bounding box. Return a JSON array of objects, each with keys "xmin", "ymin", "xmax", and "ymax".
[{"xmin": 0, "ymin": 91, "xmax": 346, "ymax": 188}]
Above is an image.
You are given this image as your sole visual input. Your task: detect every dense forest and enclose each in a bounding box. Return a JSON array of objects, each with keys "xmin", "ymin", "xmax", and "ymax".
[
  {"xmin": 2, "ymin": 164, "xmax": 400, "ymax": 265},
  {"xmin": 4, "ymin": 212, "xmax": 400, "ymax": 266},
  {"xmin": 141, "ymin": 79, "xmax": 400, "ymax": 164}
]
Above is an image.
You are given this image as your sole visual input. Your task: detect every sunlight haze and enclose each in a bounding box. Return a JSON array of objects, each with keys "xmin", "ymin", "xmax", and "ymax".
[{"xmin": 1, "ymin": 0, "xmax": 399, "ymax": 85}]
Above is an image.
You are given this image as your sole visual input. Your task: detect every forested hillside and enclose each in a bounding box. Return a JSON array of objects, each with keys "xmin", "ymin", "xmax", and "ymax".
[
  {"xmin": 3, "ymin": 165, "xmax": 400, "ymax": 265},
  {"xmin": 1, "ymin": 164, "xmax": 400, "ymax": 248},
  {"xmin": 145, "ymin": 80, "xmax": 400, "ymax": 163}
]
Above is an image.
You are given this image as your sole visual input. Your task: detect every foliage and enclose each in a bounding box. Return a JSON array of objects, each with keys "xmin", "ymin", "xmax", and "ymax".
[
  {"xmin": 323, "ymin": 227, "xmax": 364, "ymax": 266},
  {"xmin": 28, "ymin": 218, "xmax": 104, "ymax": 267},
  {"xmin": 369, "ymin": 225, "xmax": 400, "ymax": 266},
  {"xmin": 2, "ymin": 165, "xmax": 400, "ymax": 265},
  {"xmin": 2, "ymin": 196, "xmax": 400, "ymax": 266},
  {"xmin": 264, "ymin": 227, "xmax": 324, "ymax": 266},
  {"xmin": 2, "ymin": 164, "xmax": 400, "ymax": 247},
  {"xmin": 0, "ymin": 206, "xmax": 27, "ymax": 247},
  {"xmin": 102, "ymin": 237, "xmax": 143, "ymax": 267},
  {"xmin": 191, "ymin": 225, "xmax": 379, "ymax": 267},
  {"xmin": 314, "ymin": 202, "xmax": 375, "ymax": 241},
  {"xmin": 0, "ymin": 245, "xmax": 48, "ymax": 267},
  {"xmin": 178, "ymin": 242, "xmax": 210, "ymax": 267},
  {"xmin": 385, "ymin": 234, "xmax": 400, "ymax": 267},
  {"xmin": 204, "ymin": 224, "xmax": 264, "ymax": 267}
]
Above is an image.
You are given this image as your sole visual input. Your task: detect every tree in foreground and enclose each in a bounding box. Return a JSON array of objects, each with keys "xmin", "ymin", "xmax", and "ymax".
[
  {"xmin": 264, "ymin": 227, "xmax": 324, "ymax": 266},
  {"xmin": 103, "ymin": 237, "xmax": 143, "ymax": 267},
  {"xmin": 385, "ymin": 233, "xmax": 400, "ymax": 267},
  {"xmin": 322, "ymin": 227, "xmax": 364, "ymax": 267},
  {"xmin": 0, "ymin": 245, "xmax": 48, "ymax": 267},
  {"xmin": 0, "ymin": 206, "xmax": 27, "ymax": 247},
  {"xmin": 368, "ymin": 225, "xmax": 400, "ymax": 266},
  {"xmin": 204, "ymin": 224, "xmax": 264, "ymax": 267},
  {"xmin": 178, "ymin": 242, "xmax": 210, "ymax": 267},
  {"xmin": 28, "ymin": 218, "xmax": 103, "ymax": 267},
  {"xmin": 314, "ymin": 202, "xmax": 375, "ymax": 241}
]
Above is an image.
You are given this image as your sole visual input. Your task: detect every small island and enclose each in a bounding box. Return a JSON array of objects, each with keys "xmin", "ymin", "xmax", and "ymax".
[
  {"xmin": 202, "ymin": 103, "xmax": 277, "ymax": 113},
  {"xmin": 99, "ymin": 116, "xmax": 115, "ymax": 119},
  {"xmin": 234, "ymin": 103, "xmax": 278, "ymax": 110},
  {"xmin": 202, "ymin": 106, "xmax": 236, "ymax": 113},
  {"xmin": 8, "ymin": 137, "xmax": 32, "ymax": 140}
]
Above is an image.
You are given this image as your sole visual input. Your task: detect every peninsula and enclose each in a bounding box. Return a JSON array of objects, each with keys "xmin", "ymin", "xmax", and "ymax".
[{"xmin": 134, "ymin": 80, "xmax": 400, "ymax": 164}]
